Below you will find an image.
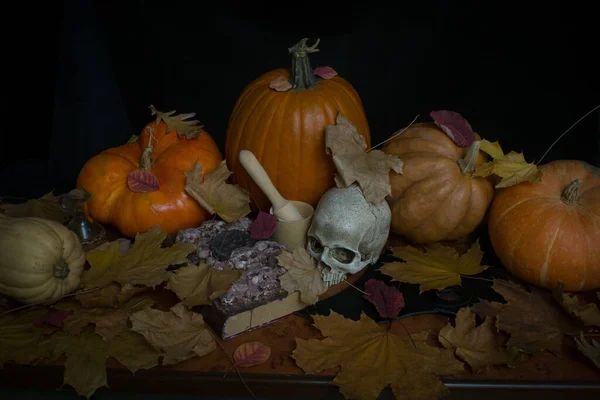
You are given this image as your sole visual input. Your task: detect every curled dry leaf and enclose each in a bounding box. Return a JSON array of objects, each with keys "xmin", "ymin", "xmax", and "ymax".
[
  {"xmin": 380, "ymin": 240, "xmax": 489, "ymax": 293},
  {"xmin": 439, "ymin": 307, "xmax": 523, "ymax": 371},
  {"xmin": 0, "ymin": 191, "xmax": 70, "ymax": 223},
  {"xmin": 574, "ymin": 332, "xmax": 600, "ymax": 369},
  {"xmin": 552, "ymin": 283, "xmax": 600, "ymax": 327},
  {"xmin": 268, "ymin": 75, "xmax": 292, "ymax": 92},
  {"xmin": 430, "ymin": 110, "xmax": 475, "ymax": 147},
  {"xmin": 363, "ymin": 278, "xmax": 405, "ymax": 319},
  {"xmin": 81, "ymin": 226, "xmax": 195, "ymax": 289},
  {"xmin": 233, "ymin": 341, "xmax": 272, "ymax": 367},
  {"xmin": 473, "ymin": 139, "xmax": 543, "ymax": 188},
  {"xmin": 149, "ymin": 104, "xmax": 203, "ymax": 139},
  {"xmin": 129, "ymin": 303, "xmax": 216, "ymax": 365},
  {"xmin": 277, "ymin": 247, "xmax": 328, "ymax": 305},
  {"xmin": 166, "ymin": 262, "xmax": 242, "ymax": 307},
  {"xmin": 249, "ymin": 211, "xmax": 278, "ymax": 240},
  {"xmin": 489, "ymin": 280, "xmax": 580, "ymax": 356},
  {"xmin": 314, "ymin": 66, "xmax": 338, "ymax": 79},
  {"xmin": 325, "ymin": 113, "xmax": 403, "ymax": 204},
  {"xmin": 184, "ymin": 160, "xmax": 251, "ymax": 223},
  {"xmin": 293, "ymin": 311, "xmax": 464, "ymax": 400},
  {"xmin": 127, "ymin": 170, "xmax": 159, "ymax": 193}
]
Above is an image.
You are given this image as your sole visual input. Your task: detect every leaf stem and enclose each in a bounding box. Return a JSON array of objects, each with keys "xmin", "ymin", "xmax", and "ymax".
[
  {"xmin": 396, "ymin": 320, "xmax": 417, "ymax": 348},
  {"xmin": 367, "ymin": 114, "xmax": 420, "ymax": 152},
  {"xmin": 343, "ymin": 280, "xmax": 368, "ymax": 295}
]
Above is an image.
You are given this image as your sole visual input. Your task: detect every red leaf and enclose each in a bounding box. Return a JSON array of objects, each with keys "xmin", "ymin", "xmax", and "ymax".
[
  {"xmin": 430, "ymin": 110, "xmax": 475, "ymax": 147},
  {"xmin": 269, "ymin": 75, "xmax": 292, "ymax": 92},
  {"xmin": 249, "ymin": 211, "xmax": 278, "ymax": 240},
  {"xmin": 233, "ymin": 341, "xmax": 271, "ymax": 367},
  {"xmin": 34, "ymin": 310, "xmax": 72, "ymax": 328},
  {"xmin": 363, "ymin": 278, "xmax": 405, "ymax": 319},
  {"xmin": 314, "ymin": 66, "xmax": 338, "ymax": 79},
  {"xmin": 127, "ymin": 170, "xmax": 159, "ymax": 192}
]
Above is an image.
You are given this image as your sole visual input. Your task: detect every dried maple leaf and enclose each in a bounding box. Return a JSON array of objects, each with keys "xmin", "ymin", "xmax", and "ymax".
[
  {"xmin": 269, "ymin": 75, "xmax": 292, "ymax": 92},
  {"xmin": 233, "ymin": 341, "xmax": 271, "ymax": 367},
  {"xmin": 248, "ymin": 211, "xmax": 278, "ymax": 240},
  {"xmin": 54, "ymin": 295, "xmax": 155, "ymax": 341},
  {"xmin": 0, "ymin": 190, "xmax": 70, "ymax": 223},
  {"xmin": 293, "ymin": 311, "xmax": 464, "ymax": 400},
  {"xmin": 51, "ymin": 326, "xmax": 110, "ymax": 399},
  {"xmin": 184, "ymin": 160, "xmax": 251, "ymax": 223},
  {"xmin": 380, "ymin": 240, "xmax": 489, "ymax": 293},
  {"xmin": 81, "ymin": 226, "xmax": 195, "ymax": 289},
  {"xmin": 430, "ymin": 110, "xmax": 475, "ymax": 147},
  {"xmin": 108, "ymin": 330, "xmax": 162, "ymax": 373},
  {"xmin": 473, "ymin": 139, "xmax": 543, "ymax": 188},
  {"xmin": 277, "ymin": 247, "xmax": 327, "ymax": 305},
  {"xmin": 314, "ymin": 66, "xmax": 338, "ymax": 79},
  {"xmin": 471, "ymin": 299, "xmax": 503, "ymax": 319},
  {"xmin": 439, "ymin": 307, "xmax": 523, "ymax": 371},
  {"xmin": 490, "ymin": 280, "xmax": 579, "ymax": 355},
  {"xmin": 76, "ymin": 283, "xmax": 147, "ymax": 308},
  {"xmin": 325, "ymin": 113, "xmax": 403, "ymax": 204},
  {"xmin": 149, "ymin": 104, "xmax": 203, "ymax": 139},
  {"xmin": 552, "ymin": 283, "xmax": 600, "ymax": 327},
  {"xmin": 363, "ymin": 278, "xmax": 405, "ymax": 319},
  {"xmin": 166, "ymin": 262, "xmax": 241, "ymax": 307},
  {"xmin": 0, "ymin": 309, "xmax": 56, "ymax": 365},
  {"xmin": 574, "ymin": 332, "xmax": 600, "ymax": 369},
  {"xmin": 129, "ymin": 303, "xmax": 216, "ymax": 365}
]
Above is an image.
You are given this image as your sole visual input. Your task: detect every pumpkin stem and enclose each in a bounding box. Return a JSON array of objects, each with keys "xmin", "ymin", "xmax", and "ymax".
[
  {"xmin": 53, "ymin": 258, "xmax": 70, "ymax": 279},
  {"xmin": 139, "ymin": 146, "xmax": 154, "ymax": 171},
  {"xmin": 288, "ymin": 38, "xmax": 320, "ymax": 90},
  {"xmin": 561, "ymin": 179, "xmax": 581, "ymax": 204},
  {"xmin": 457, "ymin": 140, "xmax": 482, "ymax": 175}
]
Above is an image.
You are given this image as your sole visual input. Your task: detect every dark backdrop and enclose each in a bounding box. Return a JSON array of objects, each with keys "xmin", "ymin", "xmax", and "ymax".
[{"xmin": 2, "ymin": 0, "xmax": 599, "ymax": 198}]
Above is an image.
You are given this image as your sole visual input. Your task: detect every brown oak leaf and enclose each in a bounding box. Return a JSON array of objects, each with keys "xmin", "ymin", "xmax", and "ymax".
[
  {"xmin": 166, "ymin": 262, "xmax": 242, "ymax": 307},
  {"xmin": 293, "ymin": 311, "xmax": 464, "ymax": 400},
  {"xmin": 277, "ymin": 247, "xmax": 327, "ymax": 305},
  {"xmin": 473, "ymin": 139, "xmax": 542, "ymax": 188},
  {"xmin": 81, "ymin": 226, "xmax": 195, "ymax": 289},
  {"xmin": 490, "ymin": 280, "xmax": 580, "ymax": 355},
  {"xmin": 380, "ymin": 240, "xmax": 489, "ymax": 293},
  {"xmin": 552, "ymin": 283, "xmax": 600, "ymax": 327},
  {"xmin": 149, "ymin": 104, "xmax": 203, "ymax": 139},
  {"xmin": 439, "ymin": 307, "xmax": 523, "ymax": 371},
  {"xmin": 184, "ymin": 160, "xmax": 251, "ymax": 223},
  {"xmin": 129, "ymin": 303, "xmax": 216, "ymax": 365},
  {"xmin": 325, "ymin": 113, "xmax": 403, "ymax": 204}
]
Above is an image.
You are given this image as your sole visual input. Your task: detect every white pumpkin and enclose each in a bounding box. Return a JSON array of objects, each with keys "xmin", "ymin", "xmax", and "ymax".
[{"xmin": 0, "ymin": 216, "xmax": 86, "ymax": 304}]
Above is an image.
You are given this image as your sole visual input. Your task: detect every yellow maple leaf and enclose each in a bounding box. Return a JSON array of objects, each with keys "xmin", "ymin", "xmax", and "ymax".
[
  {"xmin": 129, "ymin": 303, "xmax": 216, "ymax": 365},
  {"xmin": 0, "ymin": 309, "xmax": 56, "ymax": 366},
  {"xmin": 75, "ymin": 283, "xmax": 147, "ymax": 308},
  {"xmin": 149, "ymin": 104, "xmax": 203, "ymax": 139},
  {"xmin": 472, "ymin": 139, "xmax": 542, "ymax": 188},
  {"xmin": 184, "ymin": 160, "xmax": 251, "ymax": 223},
  {"xmin": 325, "ymin": 113, "xmax": 403, "ymax": 204},
  {"xmin": 439, "ymin": 307, "xmax": 523, "ymax": 371},
  {"xmin": 81, "ymin": 226, "xmax": 195, "ymax": 289},
  {"xmin": 0, "ymin": 191, "xmax": 70, "ymax": 223},
  {"xmin": 108, "ymin": 330, "xmax": 162, "ymax": 373},
  {"xmin": 166, "ymin": 262, "xmax": 242, "ymax": 307},
  {"xmin": 293, "ymin": 311, "xmax": 464, "ymax": 400},
  {"xmin": 277, "ymin": 247, "xmax": 327, "ymax": 305},
  {"xmin": 380, "ymin": 241, "xmax": 489, "ymax": 293}
]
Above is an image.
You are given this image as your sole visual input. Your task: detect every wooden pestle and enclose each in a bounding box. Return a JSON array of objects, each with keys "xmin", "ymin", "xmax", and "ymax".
[{"xmin": 239, "ymin": 150, "xmax": 304, "ymax": 222}]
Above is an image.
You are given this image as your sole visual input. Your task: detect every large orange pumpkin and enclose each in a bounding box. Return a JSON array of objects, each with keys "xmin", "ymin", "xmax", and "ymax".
[
  {"xmin": 381, "ymin": 123, "xmax": 494, "ymax": 244},
  {"xmin": 225, "ymin": 38, "xmax": 370, "ymax": 211},
  {"xmin": 76, "ymin": 116, "xmax": 222, "ymax": 238},
  {"xmin": 488, "ymin": 159, "xmax": 600, "ymax": 292}
]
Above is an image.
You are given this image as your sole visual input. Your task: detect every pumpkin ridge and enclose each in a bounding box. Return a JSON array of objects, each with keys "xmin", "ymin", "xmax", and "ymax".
[
  {"xmin": 539, "ymin": 215, "xmax": 565, "ymax": 287},
  {"xmin": 105, "ymin": 147, "xmax": 142, "ymax": 168},
  {"xmin": 404, "ymin": 176, "xmax": 461, "ymax": 231},
  {"xmin": 270, "ymin": 93, "xmax": 297, "ymax": 197},
  {"xmin": 325, "ymin": 79, "xmax": 370, "ymax": 141},
  {"xmin": 490, "ymin": 197, "xmax": 557, "ymax": 236}
]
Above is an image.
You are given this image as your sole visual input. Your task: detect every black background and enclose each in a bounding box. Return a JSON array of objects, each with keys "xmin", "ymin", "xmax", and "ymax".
[{"xmin": 2, "ymin": 0, "xmax": 599, "ymax": 199}]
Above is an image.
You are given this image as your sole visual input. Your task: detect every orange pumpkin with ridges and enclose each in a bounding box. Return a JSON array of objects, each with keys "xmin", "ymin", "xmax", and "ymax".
[
  {"xmin": 225, "ymin": 38, "xmax": 370, "ymax": 211},
  {"xmin": 488, "ymin": 159, "xmax": 600, "ymax": 292},
  {"xmin": 76, "ymin": 114, "xmax": 222, "ymax": 238}
]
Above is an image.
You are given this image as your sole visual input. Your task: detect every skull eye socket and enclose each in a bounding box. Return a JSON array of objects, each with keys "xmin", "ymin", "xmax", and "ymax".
[
  {"xmin": 330, "ymin": 247, "xmax": 356, "ymax": 264},
  {"xmin": 308, "ymin": 236, "xmax": 323, "ymax": 255}
]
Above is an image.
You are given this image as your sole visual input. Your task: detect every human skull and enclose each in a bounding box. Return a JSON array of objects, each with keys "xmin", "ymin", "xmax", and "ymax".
[{"xmin": 306, "ymin": 184, "xmax": 391, "ymax": 286}]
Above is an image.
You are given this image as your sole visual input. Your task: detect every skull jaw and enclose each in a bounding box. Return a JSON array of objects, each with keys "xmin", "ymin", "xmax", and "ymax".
[{"xmin": 318, "ymin": 261, "xmax": 348, "ymax": 287}]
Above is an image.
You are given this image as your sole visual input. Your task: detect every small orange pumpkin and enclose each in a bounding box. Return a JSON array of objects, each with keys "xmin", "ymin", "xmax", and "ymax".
[
  {"xmin": 76, "ymin": 110, "xmax": 222, "ymax": 238},
  {"xmin": 488, "ymin": 159, "xmax": 600, "ymax": 292},
  {"xmin": 381, "ymin": 122, "xmax": 494, "ymax": 244},
  {"xmin": 225, "ymin": 38, "xmax": 370, "ymax": 211}
]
